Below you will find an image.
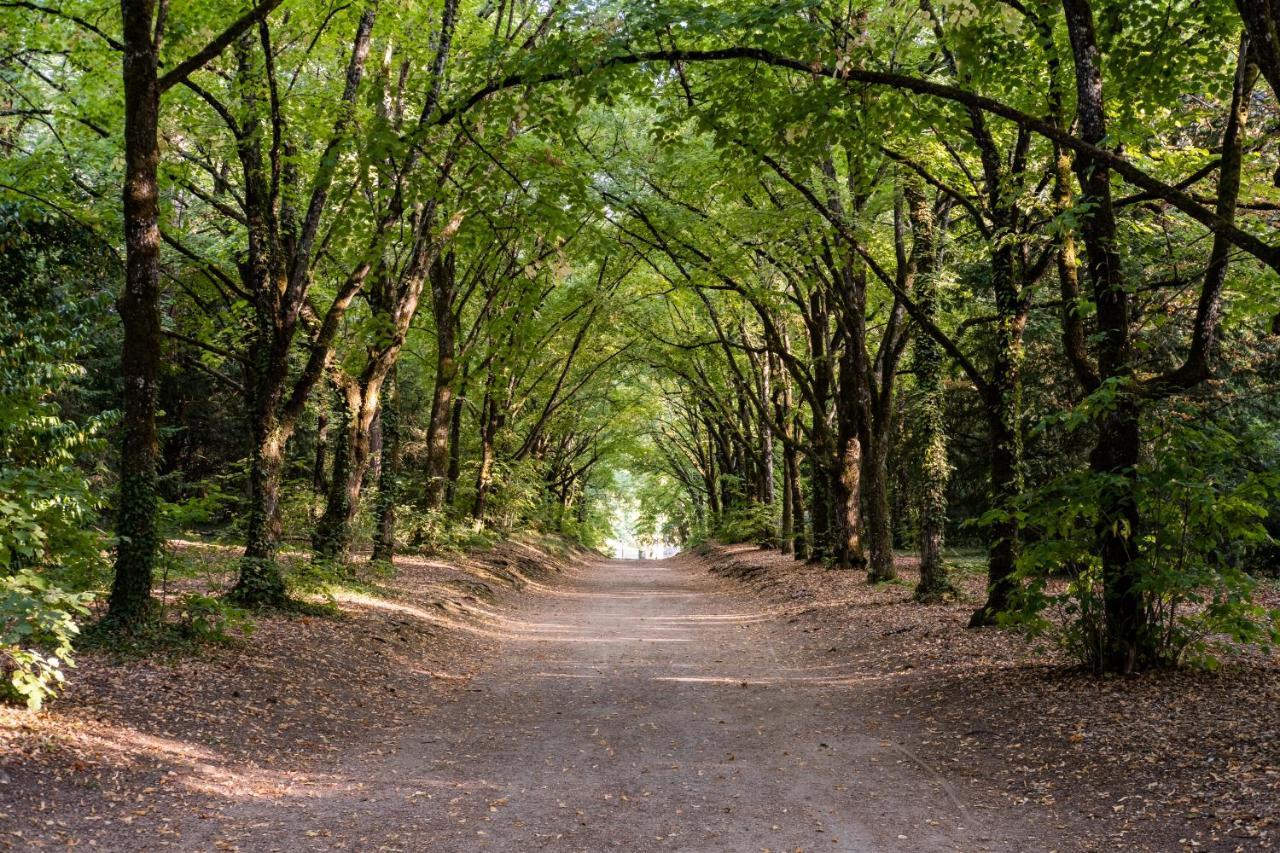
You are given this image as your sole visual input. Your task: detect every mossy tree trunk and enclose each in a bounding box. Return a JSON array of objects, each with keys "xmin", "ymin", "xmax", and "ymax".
[{"xmin": 903, "ymin": 177, "xmax": 954, "ymax": 602}]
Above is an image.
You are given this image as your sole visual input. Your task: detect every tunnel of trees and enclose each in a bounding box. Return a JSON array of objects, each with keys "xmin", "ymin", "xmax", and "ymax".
[{"xmin": 5, "ymin": 0, "xmax": 1280, "ymax": 712}]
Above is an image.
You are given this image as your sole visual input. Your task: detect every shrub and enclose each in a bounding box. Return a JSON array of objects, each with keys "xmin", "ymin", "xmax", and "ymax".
[
  {"xmin": 170, "ymin": 593, "xmax": 254, "ymax": 644},
  {"xmin": 1, "ymin": 569, "xmax": 93, "ymax": 710},
  {"xmin": 712, "ymin": 501, "xmax": 777, "ymax": 546},
  {"xmin": 1005, "ymin": 420, "xmax": 1280, "ymax": 670}
]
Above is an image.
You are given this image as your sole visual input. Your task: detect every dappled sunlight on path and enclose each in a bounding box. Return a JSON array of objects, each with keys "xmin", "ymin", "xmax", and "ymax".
[
  {"xmin": 11, "ymin": 552, "xmax": 1050, "ymax": 851},
  {"xmin": 159, "ymin": 553, "xmax": 1028, "ymax": 852}
]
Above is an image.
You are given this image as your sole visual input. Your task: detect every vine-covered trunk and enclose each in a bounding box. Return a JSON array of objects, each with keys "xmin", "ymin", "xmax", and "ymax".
[
  {"xmin": 832, "ymin": 433, "xmax": 864, "ymax": 570},
  {"xmin": 970, "ymin": 374, "xmax": 1023, "ymax": 626},
  {"xmin": 231, "ymin": 92, "xmax": 297, "ymax": 609},
  {"xmin": 312, "ymin": 410, "xmax": 329, "ymax": 515},
  {"xmin": 424, "ymin": 364, "xmax": 456, "ymax": 510},
  {"xmin": 913, "ymin": 389, "xmax": 951, "ymax": 600},
  {"xmin": 832, "ymin": 334, "xmax": 867, "ymax": 571},
  {"xmin": 1092, "ymin": 400, "xmax": 1143, "ymax": 670},
  {"xmin": 779, "ymin": 450, "xmax": 794, "ymax": 554},
  {"xmin": 759, "ymin": 356, "xmax": 775, "ymax": 517},
  {"xmin": 969, "ymin": 242, "xmax": 1026, "ymax": 626},
  {"xmin": 314, "ymin": 380, "xmax": 379, "ymax": 563},
  {"xmin": 807, "ymin": 449, "xmax": 831, "ymax": 562},
  {"xmin": 788, "ymin": 446, "xmax": 807, "ymax": 558},
  {"xmin": 774, "ymin": 364, "xmax": 799, "ymax": 555},
  {"xmin": 231, "ymin": 261, "xmax": 294, "ymax": 603},
  {"xmin": 863, "ymin": 434, "xmax": 895, "ymax": 582},
  {"xmin": 313, "ymin": 385, "xmax": 353, "ymax": 560},
  {"xmin": 236, "ymin": 407, "xmax": 289, "ymax": 606},
  {"xmin": 108, "ymin": 0, "xmax": 162, "ymax": 628},
  {"xmin": 904, "ymin": 176, "xmax": 952, "ymax": 601}
]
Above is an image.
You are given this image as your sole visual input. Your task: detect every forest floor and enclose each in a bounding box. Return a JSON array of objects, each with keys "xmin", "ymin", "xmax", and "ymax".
[{"xmin": 1, "ymin": 542, "xmax": 1277, "ymax": 851}]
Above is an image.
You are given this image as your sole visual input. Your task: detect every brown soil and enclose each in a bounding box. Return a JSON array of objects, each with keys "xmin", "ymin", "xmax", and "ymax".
[
  {"xmin": 701, "ymin": 544, "xmax": 1280, "ymax": 852},
  {"xmin": 2, "ymin": 543, "xmax": 1275, "ymax": 851}
]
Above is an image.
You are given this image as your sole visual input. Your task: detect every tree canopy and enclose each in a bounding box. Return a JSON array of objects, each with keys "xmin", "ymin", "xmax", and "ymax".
[{"xmin": 4, "ymin": 0, "xmax": 1280, "ymax": 713}]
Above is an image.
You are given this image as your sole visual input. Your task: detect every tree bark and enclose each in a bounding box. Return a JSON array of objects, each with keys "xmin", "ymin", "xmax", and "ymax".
[
  {"xmin": 863, "ymin": 434, "xmax": 895, "ymax": 582},
  {"xmin": 773, "ymin": 359, "xmax": 794, "ymax": 554},
  {"xmin": 107, "ymin": 0, "xmax": 163, "ymax": 628},
  {"xmin": 370, "ymin": 367, "xmax": 401, "ymax": 563},
  {"xmin": 472, "ymin": 367, "xmax": 502, "ymax": 524},
  {"xmin": 831, "ymin": 275, "xmax": 869, "ymax": 571},
  {"xmin": 312, "ymin": 409, "xmax": 330, "ymax": 517},
  {"xmin": 788, "ymin": 444, "xmax": 807, "ymax": 558},
  {"xmin": 904, "ymin": 178, "xmax": 953, "ymax": 601},
  {"xmin": 236, "ymin": 410, "xmax": 289, "ymax": 605},
  {"xmin": 423, "ymin": 252, "xmax": 457, "ymax": 511},
  {"xmin": 805, "ymin": 289, "xmax": 834, "ymax": 562},
  {"xmin": 1234, "ymin": 0, "xmax": 1280, "ymax": 107},
  {"xmin": 759, "ymin": 355, "xmax": 775, "ymax": 509},
  {"xmin": 314, "ymin": 380, "xmax": 363, "ymax": 562},
  {"xmin": 1063, "ymin": 0, "xmax": 1143, "ymax": 670},
  {"xmin": 445, "ymin": 370, "xmax": 467, "ymax": 506}
]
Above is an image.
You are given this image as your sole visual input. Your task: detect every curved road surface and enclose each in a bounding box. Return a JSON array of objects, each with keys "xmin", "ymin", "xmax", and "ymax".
[{"xmin": 198, "ymin": 557, "xmax": 1020, "ymax": 851}]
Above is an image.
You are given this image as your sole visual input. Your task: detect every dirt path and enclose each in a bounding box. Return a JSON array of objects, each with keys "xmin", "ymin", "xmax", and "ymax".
[{"xmin": 171, "ymin": 555, "xmax": 1045, "ymax": 852}]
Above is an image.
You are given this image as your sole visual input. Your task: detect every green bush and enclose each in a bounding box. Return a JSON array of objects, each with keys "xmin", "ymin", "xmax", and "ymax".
[
  {"xmin": 170, "ymin": 593, "xmax": 254, "ymax": 644},
  {"xmin": 712, "ymin": 500, "xmax": 777, "ymax": 546},
  {"xmin": 0, "ymin": 210, "xmax": 114, "ymax": 708},
  {"xmin": 1, "ymin": 569, "xmax": 93, "ymax": 710},
  {"xmin": 1004, "ymin": 420, "xmax": 1280, "ymax": 670}
]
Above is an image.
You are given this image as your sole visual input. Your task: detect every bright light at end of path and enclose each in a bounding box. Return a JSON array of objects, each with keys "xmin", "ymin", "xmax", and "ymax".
[{"xmin": 605, "ymin": 469, "xmax": 680, "ymax": 560}]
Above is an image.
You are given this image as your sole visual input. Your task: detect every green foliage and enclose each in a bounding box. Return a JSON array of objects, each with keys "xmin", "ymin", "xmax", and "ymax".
[
  {"xmin": 4, "ymin": 0, "xmax": 1278, "ymax": 681},
  {"xmin": 157, "ymin": 481, "xmax": 241, "ymax": 537},
  {"xmin": 1, "ymin": 570, "xmax": 93, "ymax": 710},
  {"xmin": 0, "ymin": 208, "xmax": 112, "ymax": 708},
  {"xmin": 1005, "ymin": 418, "xmax": 1280, "ymax": 670},
  {"xmin": 0, "ymin": 209, "xmax": 114, "ymax": 591},
  {"xmin": 169, "ymin": 593, "xmax": 254, "ymax": 645},
  {"xmin": 712, "ymin": 501, "xmax": 778, "ymax": 546},
  {"xmin": 399, "ymin": 508, "xmax": 499, "ymax": 556}
]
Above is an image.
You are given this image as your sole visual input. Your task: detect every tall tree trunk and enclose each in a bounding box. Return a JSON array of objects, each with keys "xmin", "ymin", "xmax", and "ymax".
[
  {"xmin": 471, "ymin": 377, "xmax": 500, "ymax": 524},
  {"xmin": 1064, "ymin": 0, "xmax": 1143, "ymax": 670},
  {"xmin": 423, "ymin": 252, "xmax": 457, "ymax": 511},
  {"xmin": 316, "ymin": 371, "xmax": 387, "ymax": 562},
  {"xmin": 863, "ymin": 433, "xmax": 895, "ymax": 582},
  {"xmin": 228, "ymin": 8, "xmax": 377, "ymax": 604},
  {"xmin": 236, "ymin": 407, "xmax": 289, "ymax": 605},
  {"xmin": 1234, "ymin": 0, "xmax": 1280, "ymax": 105},
  {"xmin": 107, "ymin": 0, "xmax": 162, "ymax": 628},
  {"xmin": 788, "ymin": 445, "xmax": 807, "ymax": 559},
  {"xmin": 779, "ymin": 448, "xmax": 794, "ymax": 553},
  {"xmin": 312, "ymin": 409, "xmax": 330, "ymax": 521},
  {"xmin": 231, "ymin": 212, "xmax": 293, "ymax": 604},
  {"xmin": 371, "ymin": 367, "xmax": 401, "ymax": 563},
  {"xmin": 968, "ymin": 239, "xmax": 1027, "ymax": 625},
  {"xmin": 804, "ymin": 285, "xmax": 833, "ymax": 561},
  {"xmin": 445, "ymin": 370, "xmax": 467, "ymax": 506},
  {"xmin": 759, "ymin": 356, "xmax": 775, "ymax": 509},
  {"xmin": 807, "ymin": 451, "xmax": 831, "ymax": 562},
  {"xmin": 905, "ymin": 179, "xmax": 954, "ymax": 601},
  {"xmin": 314, "ymin": 380, "xmax": 358, "ymax": 561},
  {"xmin": 969, "ymin": 311, "xmax": 1025, "ymax": 626},
  {"xmin": 228, "ymin": 30, "xmax": 297, "ymax": 606},
  {"xmin": 774, "ymin": 362, "xmax": 794, "ymax": 554},
  {"xmin": 832, "ymin": 336, "xmax": 868, "ymax": 571}
]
